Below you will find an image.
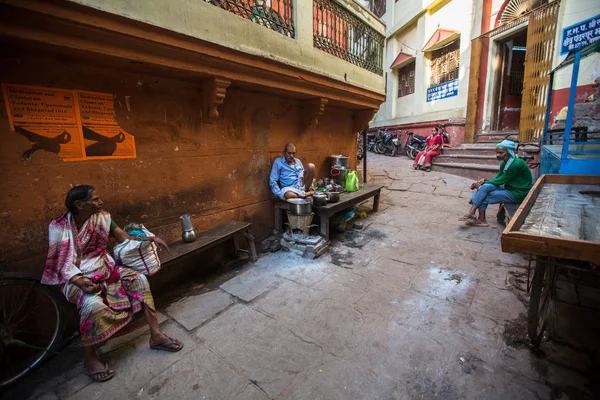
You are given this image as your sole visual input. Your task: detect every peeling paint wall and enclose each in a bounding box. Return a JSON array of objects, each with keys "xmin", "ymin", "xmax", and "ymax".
[{"xmin": 0, "ymin": 49, "xmax": 358, "ymax": 273}]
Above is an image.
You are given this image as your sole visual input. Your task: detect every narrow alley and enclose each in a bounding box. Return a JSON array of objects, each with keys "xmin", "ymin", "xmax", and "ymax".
[{"xmin": 7, "ymin": 154, "xmax": 597, "ymax": 400}]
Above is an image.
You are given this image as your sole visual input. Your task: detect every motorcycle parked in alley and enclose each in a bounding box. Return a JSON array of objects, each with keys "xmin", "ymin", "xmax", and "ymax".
[
  {"xmin": 403, "ymin": 131, "xmax": 428, "ymax": 159},
  {"xmin": 375, "ymin": 130, "xmax": 401, "ymax": 156},
  {"xmin": 366, "ymin": 132, "xmax": 377, "ymax": 153}
]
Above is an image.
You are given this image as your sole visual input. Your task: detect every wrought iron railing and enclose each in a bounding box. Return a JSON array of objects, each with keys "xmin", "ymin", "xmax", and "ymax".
[
  {"xmin": 206, "ymin": 0, "xmax": 295, "ymax": 38},
  {"xmin": 313, "ymin": 0, "xmax": 385, "ymax": 75}
]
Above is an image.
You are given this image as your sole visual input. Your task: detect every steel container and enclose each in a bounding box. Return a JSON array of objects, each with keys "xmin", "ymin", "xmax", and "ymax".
[
  {"xmin": 329, "ymin": 154, "xmax": 349, "ymax": 169},
  {"xmin": 287, "ymin": 198, "xmax": 312, "ymax": 215}
]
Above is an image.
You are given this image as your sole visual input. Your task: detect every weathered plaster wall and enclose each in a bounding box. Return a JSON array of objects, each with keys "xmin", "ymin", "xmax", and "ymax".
[{"xmin": 0, "ymin": 49, "xmax": 357, "ymax": 272}]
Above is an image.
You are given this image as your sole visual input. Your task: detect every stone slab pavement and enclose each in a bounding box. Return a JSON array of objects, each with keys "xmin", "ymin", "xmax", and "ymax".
[{"xmin": 7, "ymin": 154, "xmax": 600, "ymax": 400}]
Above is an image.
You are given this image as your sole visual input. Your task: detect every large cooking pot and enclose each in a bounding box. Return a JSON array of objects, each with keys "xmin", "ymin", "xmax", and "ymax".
[
  {"xmin": 287, "ymin": 198, "xmax": 312, "ymax": 215},
  {"xmin": 313, "ymin": 192, "xmax": 328, "ymax": 206},
  {"xmin": 329, "ymin": 154, "xmax": 349, "ymax": 169}
]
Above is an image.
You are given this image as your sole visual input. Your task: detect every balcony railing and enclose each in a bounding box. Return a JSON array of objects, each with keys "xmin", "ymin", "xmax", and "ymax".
[
  {"xmin": 313, "ymin": 0, "xmax": 385, "ymax": 75},
  {"xmin": 206, "ymin": 0, "xmax": 295, "ymax": 37}
]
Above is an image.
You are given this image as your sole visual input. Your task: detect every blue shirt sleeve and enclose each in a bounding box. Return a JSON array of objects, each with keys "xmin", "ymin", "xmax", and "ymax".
[{"xmin": 270, "ymin": 158, "xmax": 284, "ymax": 199}]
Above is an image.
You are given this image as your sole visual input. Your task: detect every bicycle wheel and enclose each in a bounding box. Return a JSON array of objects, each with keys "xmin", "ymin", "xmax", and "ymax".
[
  {"xmin": 0, "ymin": 278, "xmax": 63, "ymax": 387},
  {"xmin": 527, "ymin": 257, "xmax": 554, "ymax": 347}
]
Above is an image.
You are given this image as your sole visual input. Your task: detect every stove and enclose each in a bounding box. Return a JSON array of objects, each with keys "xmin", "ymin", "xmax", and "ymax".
[{"xmin": 281, "ymin": 212, "xmax": 328, "ymax": 258}]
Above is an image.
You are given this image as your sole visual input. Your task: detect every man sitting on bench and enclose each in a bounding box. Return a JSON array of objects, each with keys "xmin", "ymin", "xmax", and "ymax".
[
  {"xmin": 460, "ymin": 139, "xmax": 532, "ymax": 227},
  {"xmin": 270, "ymin": 143, "xmax": 315, "ymax": 199}
]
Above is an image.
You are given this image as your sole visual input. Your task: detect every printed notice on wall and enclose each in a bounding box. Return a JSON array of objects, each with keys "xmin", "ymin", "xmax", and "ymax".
[
  {"xmin": 2, "ymin": 83, "xmax": 86, "ymax": 161},
  {"xmin": 2, "ymin": 83, "xmax": 136, "ymax": 161},
  {"xmin": 560, "ymin": 14, "xmax": 600, "ymax": 55},
  {"xmin": 76, "ymin": 90, "xmax": 136, "ymax": 159},
  {"xmin": 426, "ymin": 79, "xmax": 459, "ymax": 102}
]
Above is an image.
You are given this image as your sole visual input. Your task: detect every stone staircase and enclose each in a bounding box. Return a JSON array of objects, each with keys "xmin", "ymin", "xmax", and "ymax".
[{"xmin": 433, "ymin": 130, "xmax": 518, "ymax": 180}]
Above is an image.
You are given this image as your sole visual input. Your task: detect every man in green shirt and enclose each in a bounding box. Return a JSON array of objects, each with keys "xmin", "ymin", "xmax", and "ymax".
[{"xmin": 460, "ymin": 140, "xmax": 533, "ymax": 227}]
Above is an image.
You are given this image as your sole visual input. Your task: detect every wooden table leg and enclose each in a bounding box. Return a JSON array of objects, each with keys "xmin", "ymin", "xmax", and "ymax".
[
  {"xmin": 319, "ymin": 214, "xmax": 330, "ymax": 241},
  {"xmin": 274, "ymin": 205, "xmax": 283, "ymax": 233},
  {"xmin": 373, "ymin": 190, "xmax": 381, "ymax": 212},
  {"xmin": 244, "ymin": 231, "xmax": 258, "ymax": 262}
]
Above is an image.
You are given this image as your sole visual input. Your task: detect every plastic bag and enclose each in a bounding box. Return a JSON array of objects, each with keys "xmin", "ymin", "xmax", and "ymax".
[
  {"xmin": 113, "ymin": 224, "xmax": 161, "ymax": 276},
  {"xmin": 345, "ymin": 171, "xmax": 360, "ymax": 192}
]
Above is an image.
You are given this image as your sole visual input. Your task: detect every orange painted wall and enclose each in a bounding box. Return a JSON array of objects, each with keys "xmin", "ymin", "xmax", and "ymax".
[{"xmin": 0, "ymin": 49, "xmax": 358, "ymax": 274}]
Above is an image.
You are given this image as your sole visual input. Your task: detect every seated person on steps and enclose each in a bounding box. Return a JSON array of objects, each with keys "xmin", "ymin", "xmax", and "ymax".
[
  {"xmin": 270, "ymin": 143, "xmax": 315, "ymax": 199},
  {"xmin": 460, "ymin": 139, "xmax": 533, "ymax": 227}
]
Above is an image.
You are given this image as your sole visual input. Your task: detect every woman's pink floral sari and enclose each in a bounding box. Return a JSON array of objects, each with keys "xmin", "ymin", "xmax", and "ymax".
[{"xmin": 42, "ymin": 211, "xmax": 155, "ymax": 346}]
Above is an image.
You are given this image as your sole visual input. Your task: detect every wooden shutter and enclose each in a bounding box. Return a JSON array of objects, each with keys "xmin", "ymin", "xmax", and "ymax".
[
  {"xmin": 519, "ymin": 1, "xmax": 560, "ymax": 142},
  {"xmin": 465, "ymin": 37, "xmax": 482, "ymax": 144}
]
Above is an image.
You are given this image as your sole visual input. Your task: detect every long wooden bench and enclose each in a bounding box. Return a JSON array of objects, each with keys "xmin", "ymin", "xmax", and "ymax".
[
  {"xmin": 274, "ymin": 183, "xmax": 383, "ymax": 240},
  {"xmin": 159, "ymin": 220, "xmax": 257, "ymax": 265}
]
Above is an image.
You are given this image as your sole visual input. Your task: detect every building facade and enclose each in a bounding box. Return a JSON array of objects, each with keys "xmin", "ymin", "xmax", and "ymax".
[
  {"xmin": 0, "ymin": 0, "xmax": 385, "ymax": 276},
  {"xmin": 371, "ymin": 0, "xmax": 600, "ymax": 149}
]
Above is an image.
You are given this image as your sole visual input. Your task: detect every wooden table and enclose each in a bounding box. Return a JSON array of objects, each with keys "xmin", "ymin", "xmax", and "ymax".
[
  {"xmin": 501, "ymin": 174, "xmax": 600, "ymax": 347},
  {"xmin": 274, "ymin": 184, "xmax": 383, "ymax": 240}
]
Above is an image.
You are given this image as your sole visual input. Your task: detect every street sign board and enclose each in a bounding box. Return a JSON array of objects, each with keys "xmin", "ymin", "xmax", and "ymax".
[
  {"xmin": 560, "ymin": 14, "xmax": 600, "ymax": 55},
  {"xmin": 426, "ymin": 79, "xmax": 458, "ymax": 102}
]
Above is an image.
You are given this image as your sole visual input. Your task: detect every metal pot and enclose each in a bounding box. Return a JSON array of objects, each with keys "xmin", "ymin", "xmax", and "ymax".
[
  {"xmin": 287, "ymin": 198, "xmax": 312, "ymax": 215},
  {"xmin": 329, "ymin": 154, "xmax": 349, "ymax": 169},
  {"xmin": 327, "ymin": 192, "xmax": 340, "ymax": 203},
  {"xmin": 313, "ymin": 193, "xmax": 328, "ymax": 206}
]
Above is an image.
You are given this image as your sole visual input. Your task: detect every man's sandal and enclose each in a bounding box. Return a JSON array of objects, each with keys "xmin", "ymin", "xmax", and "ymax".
[
  {"xmin": 458, "ymin": 215, "xmax": 476, "ymax": 221},
  {"xmin": 465, "ymin": 220, "xmax": 489, "ymax": 227},
  {"xmin": 84, "ymin": 364, "xmax": 115, "ymax": 383}
]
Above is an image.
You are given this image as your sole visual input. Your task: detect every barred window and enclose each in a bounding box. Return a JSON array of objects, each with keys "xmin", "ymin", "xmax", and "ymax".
[
  {"xmin": 430, "ymin": 39, "xmax": 460, "ymax": 86},
  {"xmin": 397, "ymin": 61, "xmax": 415, "ymax": 98}
]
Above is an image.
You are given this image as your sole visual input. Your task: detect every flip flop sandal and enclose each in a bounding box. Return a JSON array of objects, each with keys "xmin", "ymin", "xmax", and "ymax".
[
  {"xmin": 150, "ymin": 337, "xmax": 184, "ymax": 353},
  {"xmin": 412, "ymin": 164, "xmax": 418, "ymax": 170},
  {"xmin": 261, "ymin": 238, "xmax": 275, "ymax": 253},
  {"xmin": 458, "ymin": 215, "xmax": 477, "ymax": 221},
  {"xmin": 269, "ymin": 240, "xmax": 282, "ymax": 252},
  {"xmin": 465, "ymin": 220, "xmax": 489, "ymax": 227},
  {"xmin": 84, "ymin": 364, "xmax": 115, "ymax": 383}
]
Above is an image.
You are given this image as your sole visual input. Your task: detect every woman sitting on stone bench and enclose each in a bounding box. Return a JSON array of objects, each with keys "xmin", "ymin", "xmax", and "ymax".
[{"xmin": 41, "ymin": 185, "xmax": 183, "ymax": 383}]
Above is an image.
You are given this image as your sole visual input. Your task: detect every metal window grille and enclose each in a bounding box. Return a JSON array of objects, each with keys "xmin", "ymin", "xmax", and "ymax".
[
  {"xmin": 313, "ymin": 0, "xmax": 385, "ymax": 75},
  {"xmin": 430, "ymin": 39, "xmax": 460, "ymax": 86},
  {"xmin": 205, "ymin": 0, "xmax": 295, "ymax": 38},
  {"xmin": 397, "ymin": 61, "xmax": 415, "ymax": 98}
]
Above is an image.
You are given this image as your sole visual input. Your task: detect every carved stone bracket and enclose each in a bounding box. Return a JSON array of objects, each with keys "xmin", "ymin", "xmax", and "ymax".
[
  {"xmin": 353, "ymin": 109, "xmax": 377, "ymax": 132},
  {"xmin": 203, "ymin": 77, "xmax": 231, "ymax": 122},
  {"xmin": 302, "ymin": 98, "xmax": 328, "ymax": 129}
]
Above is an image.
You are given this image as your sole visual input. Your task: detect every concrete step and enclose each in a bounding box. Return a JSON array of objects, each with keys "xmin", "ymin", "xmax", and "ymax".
[
  {"xmin": 476, "ymin": 131, "xmax": 519, "ymax": 142},
  {"xmin": 432, "ymin": 162, "xmax": 498, "ymax": 180},
  {"xmin": 436, "ymin": 154, "xmax": 498, "ymax": 165},
  {"xmin": 443, "ymin": 145, "xmax": 497, "ymax": 156}
]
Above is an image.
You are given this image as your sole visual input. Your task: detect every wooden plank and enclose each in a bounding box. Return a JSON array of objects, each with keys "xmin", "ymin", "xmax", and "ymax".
[
  {"xmin": 312, "ymin": 184, "xmax": 383, "ymax": 216},
  {"xmin": 160, "ymin": 221, "xmax": 251, "ymax": 264},
  {"xmin": 501, "ymin": 231, "xmax": 600, "ymax": 262},
  {"xmin": 504, "ymin": 174, "xmax": 546, "ymax": 234}
]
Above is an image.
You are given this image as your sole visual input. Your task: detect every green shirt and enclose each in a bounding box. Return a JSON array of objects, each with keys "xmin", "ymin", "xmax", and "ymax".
[{"xmin": 486, "ymin": 157, "xmax": 533, "ymax": 203}]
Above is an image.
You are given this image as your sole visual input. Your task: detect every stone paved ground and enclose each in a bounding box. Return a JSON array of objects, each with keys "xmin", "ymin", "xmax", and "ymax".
[{"xmin": 7, "ymin": 154, "xmax": 600, "ymax": 400}]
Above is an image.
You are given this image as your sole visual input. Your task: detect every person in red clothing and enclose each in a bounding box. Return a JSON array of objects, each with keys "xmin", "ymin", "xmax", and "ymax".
[{"xmin": 413, "ymin": 126, "xmax": 443, "ymax": 172}]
